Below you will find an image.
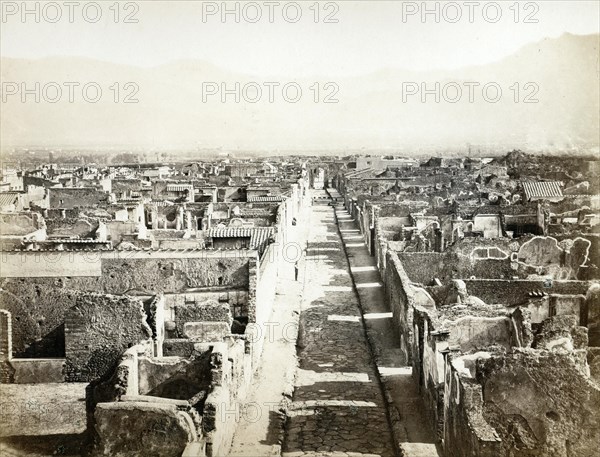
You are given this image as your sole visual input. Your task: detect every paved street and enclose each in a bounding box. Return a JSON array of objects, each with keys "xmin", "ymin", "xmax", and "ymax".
[
  {"xmin": 282, "ymin": 191, "xmax": 395, "ymax": 457},
  {"xmin": 328, "ymin": 189, "xmax": 442, "ymax": 457}
]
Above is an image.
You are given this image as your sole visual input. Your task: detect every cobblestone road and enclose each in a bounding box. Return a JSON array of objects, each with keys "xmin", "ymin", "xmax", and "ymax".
[
  {"xmin": 329, "ymin": 189, "xmax": 442, "ymax": 457},
  {"xmin": 282, "ymin": 193, "xmax": 395, "ymax": 457}
]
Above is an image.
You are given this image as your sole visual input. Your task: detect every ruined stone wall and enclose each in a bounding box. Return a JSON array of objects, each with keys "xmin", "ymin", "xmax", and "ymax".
[
  {"xmin": 476, "ymin": 350, "xmax": 600, "ymax": 457},
  {"xmin": 170, "ymin": 301, "xmax": 233, "ymax": 339},
  {"xmin": 0, "ymin": 286, "xmax": 74, "ymax": 357},
  {"xmin": 0, "ymin": 251, "xmax": 250, "ymax": 357},
  {"xmin": 0, "ymin": 212, "xmax": 44, "ymax": 236},
  {"xmin": 248, "ymin": 255, "xmax": 264, "ymax": 367},
  {"xmin": 49, "ymin": 187, "xmax": 109, "ymax": 209},
  {"xmin": 374, "ymin": 207, "xmax": 387, "ymax": 274},
  {"xmin": 111, "ymin": 179, "xmax": 143, "ymax": 196},
  {"xmin": 64, "ymin": 294, "xmax": 152, "ymax": 382},
  {"xmin": 393, "ymin": 234, "xmax": 599, "ymax": 285},
  {"xmin": 384, "ymin": 251, "xmax": 418, "ymax": 362},
  {"xmin": 411, "ymin": 308, "xmax": 446, "ymax": 437},
  {"xmin": 443, "ymin": 359, "xmax": 502, "ymax": 457},
  {"xmin": 203, "ymin": 338, "xmax": 252, "ymax": 457},
  {"xmin": 440, "ymin": 313, "xmax": 600, "ymax": 457},
  {"xmin": 8, "ymin": 358, "xmax": 65, "ymax": 383},
  {"xmin": 94, "ymin": 401, "xmax": 198, "ymax": 457},
  {"xmin": 463, "ymin": 279, "xmax": 591, "ymax": 306},
  {"xmin": 412, "ymin": 306, "xmax": 524, "ymax": 441},
  {"xmin": 0, "ymin": 309, "xmax": 13, "ymax": 383},
  {"xmin": 45, "ymin": 218, "xmax": 98, "ymax": 238},
  {"xmin": 163, "ymin": 290, "xmax": 248, "ymax": 321},
  {"xmin": 396, "ymin": 252, "xmax": 514, "ymax": 285}
]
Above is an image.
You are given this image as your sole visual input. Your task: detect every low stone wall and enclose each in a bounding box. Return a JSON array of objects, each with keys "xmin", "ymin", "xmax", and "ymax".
[
  {"xmin": 9, "ymin": 358, "xmax": 65, "ymax": 383},
  {"xmin": 94, "ymin": 400, "xmax": 198, "ymax": 457}
]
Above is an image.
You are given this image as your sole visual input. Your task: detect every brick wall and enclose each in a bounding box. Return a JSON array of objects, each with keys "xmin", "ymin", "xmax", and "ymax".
[{"xmin": 64, "ymin": 294, "xmax": 152, "ymax": 382}]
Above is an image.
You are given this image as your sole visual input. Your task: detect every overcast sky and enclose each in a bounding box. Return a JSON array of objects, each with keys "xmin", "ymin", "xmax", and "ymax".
[{"xmin": 1, "ymin": 1, "xmax": 599, "ymax": 77}]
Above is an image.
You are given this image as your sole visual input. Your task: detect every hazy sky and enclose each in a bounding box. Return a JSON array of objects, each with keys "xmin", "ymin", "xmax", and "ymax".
[{"xmin": 1, "ymin": 1, "xmax": 599, "ymax": 77}]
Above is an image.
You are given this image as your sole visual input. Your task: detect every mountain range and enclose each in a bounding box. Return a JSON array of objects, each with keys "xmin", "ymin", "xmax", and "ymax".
[{"xmin": 1, "ymin": 33, "xmax": 598, "ymax": 153}]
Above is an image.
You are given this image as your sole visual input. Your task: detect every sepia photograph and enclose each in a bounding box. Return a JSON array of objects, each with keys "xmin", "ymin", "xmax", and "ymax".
[{"xmin": 0, "ymin": 1, "xmax": 599, "ymax": 456}]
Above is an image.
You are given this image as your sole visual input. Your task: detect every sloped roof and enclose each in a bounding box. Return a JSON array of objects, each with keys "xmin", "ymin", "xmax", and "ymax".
[
  {"xmin": 166, "ymin": 184, "xmax": 193, "ymax": 192},
  {"xmin": 523, "ymin": 181, "xmax": 563, "ymax": 200},
  {"xmin": 247, "ymin": 196, "xmax": 286, "ymax": 202},
  {"xmin": 207, "ymin": 226, "xmax": 275, "ymax": 252},
  {"xmin": 0, "ymin": 192, "xmax": 19, "ymax": 207}
]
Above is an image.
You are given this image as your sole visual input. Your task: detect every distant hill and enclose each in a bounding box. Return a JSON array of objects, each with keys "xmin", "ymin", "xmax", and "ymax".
[{"xmin": 1, "ymin": 33, "xmax": 598, "ymax": 153}]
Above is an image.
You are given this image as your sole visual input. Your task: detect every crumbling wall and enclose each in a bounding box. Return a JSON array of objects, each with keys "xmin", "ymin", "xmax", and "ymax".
[
  {"xmin": 99, "ymin": 257, "xmax": 249, "ymax": 293},
  {"xmin": 0, "ymin": 212, "xmax": 44, "ymax": 235},
  {"xmin": 253, "ymin": 243, "xmax": 280, "ymax": 363},
  {"xmin": 462, "ymin": 279, "xmax": 591, "ymax": 306},
  {"xmin": 0, "ymin": 253, "xmax": 250, "ymax": 356},
  {"xmin": 8, "ymin": 358, "xmax": 65, "ymax": 383},
  {"xmin": 49, "ymin": 187, "xmax": 109, "ymax": 209},
  {"xmin": 94, "ymin": 400, "xmax": 197, "ymax": 457},
  {"xmin": 443, "ymin": 355, "xmax": 502, "ymax": 457},
  {"xmin": 202, "ymin": 338, "xmax": 252, "ymax": 457},
  {"xmin": 64, "ymin": 293, "xmax": 152, "ymax": 382},
  {"xmin": 441, "ymin": 315, "xmax": 600, "ymax": 457},
  {"xmin": 396, "ymin": 251, "xmax": 514, "ymax": 284},
  {"xmin": 138, "ymin": 351, "xmax": 212, "ymax": 400},
  {"xmin": 477, "ymin": 349, "xmax": 600, "ymax": 457},
  {"xmin": 45, "ymin": 218, "xmax": 98, "ymax": 238},
  {"xmin": 385, "ymin": 250, "xmax": 420, "ymax": 362},
  {"xmin": 412, "ymin": 304, "xmax": 524, "ymax": 441},
  {"xmin": 0, "ymin": 286, "xmax": 74, "ymax": 357},
  {"xmin": 394, "ymin": 235, "xmax": 599, "ymax": 285},
  {"xmin": 170, "ymin": 301, "xmax": 233, "ymax": 339}
]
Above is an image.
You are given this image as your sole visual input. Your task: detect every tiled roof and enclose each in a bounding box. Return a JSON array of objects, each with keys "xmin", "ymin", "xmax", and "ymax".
[
  {"xmin": 207, "ymin": 226, "xmax": 275, "ymax": 252},
  {"xmin": 24, "ymin": 238, "xmax": 110, "ymax": 244},
  {"xmin": 166, "ymin": 184, "xmax": 193, "ymax": 192},
  {"xmin": 152, "ymin": 201, "xmax": 175, "ymax": 206},
  {"xmin": 0, "ymin": 192, "xmax": 19, "ymax": 207},
  {"xmin": 247, "ymin": 196, "xmax": 286, "ymax": 202},
  {"xmin": 208, "ymin": 227, "xmax": 253, "ymax": 238},
  {"xmin": 523, "ymin": 181, "xmax": 563, "ymax": 200}
]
